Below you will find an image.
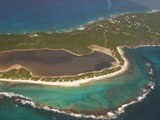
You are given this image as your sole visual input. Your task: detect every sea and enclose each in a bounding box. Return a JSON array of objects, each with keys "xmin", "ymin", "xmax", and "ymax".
[{"xmin": 0, "ymin": 0, "xmax": 160, "ymax": 120}]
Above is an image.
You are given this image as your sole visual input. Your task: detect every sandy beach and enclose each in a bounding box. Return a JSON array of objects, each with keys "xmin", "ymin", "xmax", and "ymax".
[{"xmin": 0, "ymin": 46, "xmax": 129, "ymax": 87}]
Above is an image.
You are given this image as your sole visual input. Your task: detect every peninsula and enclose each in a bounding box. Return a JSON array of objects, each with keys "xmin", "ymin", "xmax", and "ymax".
[{"xmin": 0, "ymin": 11, "xmax": 160, "ymax": 86}]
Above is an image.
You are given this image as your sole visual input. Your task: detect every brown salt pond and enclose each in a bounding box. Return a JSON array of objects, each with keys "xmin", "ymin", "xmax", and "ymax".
[{"xmin": 0, "ymin": 49, "xmax": 115, "ymax": 77}]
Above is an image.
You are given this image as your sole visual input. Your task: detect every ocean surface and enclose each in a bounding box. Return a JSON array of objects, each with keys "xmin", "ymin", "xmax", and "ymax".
[
  {"xmin": 0, "ymin": 0, "xmax": 150, "ymax": 34},
  {"xmin": 0, "ymin": 47, "xmax": 160, "ymax": 120},
  {"xmin": 0, "ymin": 0, "xmax": 160, "ymax": 120}
]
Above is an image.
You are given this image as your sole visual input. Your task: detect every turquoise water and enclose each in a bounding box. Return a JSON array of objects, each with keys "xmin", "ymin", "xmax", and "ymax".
[
  {"xmin": 0, "ymin": 47, "xmax": 160, "ymax": 120},
  {"xmin": 118, "ymin": 47, "xmax": 160, "ymax": 120},
  {"xmin": 0, "ymin": 54, "xmax": 149, "ymax": 111},
  {"xmin": 0, "ymin": 0, "xmax": 160, "ymax": 119}
]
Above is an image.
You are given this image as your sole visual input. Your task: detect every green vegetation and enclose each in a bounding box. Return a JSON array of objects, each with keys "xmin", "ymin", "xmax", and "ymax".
[{"xmin": 0, "ymin": 11, "xmax": 160, "ymax": 82}]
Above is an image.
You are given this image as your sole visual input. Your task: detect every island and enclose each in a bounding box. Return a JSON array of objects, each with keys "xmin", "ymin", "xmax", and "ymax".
[{"xmin": 0, "ymin": 11, "xmax": 160, "ymax": 87}]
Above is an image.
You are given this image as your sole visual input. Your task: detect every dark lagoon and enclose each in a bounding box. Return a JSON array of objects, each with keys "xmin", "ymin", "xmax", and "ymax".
[
  {"xmin": 0, "ymin": 47, "xmax": 160, "ymax": 120},
  {"xmin": 0, "ymin": 49, "xmax": 115, "ymax": 76},
  {"xmin": 0, "ymin": 0, "xmax": 160, "ymax": 120}
]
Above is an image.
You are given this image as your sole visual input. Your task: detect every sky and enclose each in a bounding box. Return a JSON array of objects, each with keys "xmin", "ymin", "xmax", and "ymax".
[{"xmin": 129, "ymin": 0, "xmax": 160, "ymax": 9}]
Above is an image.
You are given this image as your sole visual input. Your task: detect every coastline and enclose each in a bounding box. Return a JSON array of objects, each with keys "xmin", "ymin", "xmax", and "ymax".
[
  {"xmin": 0, "ymin": 60, "xmax": 155, "ymax": 120},
  {"xmin": 0, "ymin": 2, "xmax": 160, "ymax": 119},
  {"xmin": 0, "ymin": 45, "xmax": 117, "ymax": 78},
  {"xmin": 0, "ymin": 46, "xmax": 128, "ymax": 87},
  {"xmin": 0, "ymin": 44, "xmax": 159, "ymax": 88},
  {"xmin": 0, "ymin": 10, "xmax": 159, "ymax": 87},
  {"xmin": 0, "ymin": 9, "xmax": 156, "ymax": 35},
  {"xmin": 78, "ymin": 9, "xmax": 158, "ymax": 32}
]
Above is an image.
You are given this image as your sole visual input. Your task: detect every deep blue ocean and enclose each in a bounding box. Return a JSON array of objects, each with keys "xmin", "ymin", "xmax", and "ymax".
[
  {"xmin": 0, "ymin": 0, "xmax": 160, "ymax": 120},
  {"xmin": 0, "ymin": 0, "xmax": 150, "ymax": 34}
]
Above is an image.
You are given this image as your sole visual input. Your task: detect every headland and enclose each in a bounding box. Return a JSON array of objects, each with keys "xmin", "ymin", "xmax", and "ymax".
[{"xmin": 0, "ymin": 11, "xmax": 160, "ymax": 87}]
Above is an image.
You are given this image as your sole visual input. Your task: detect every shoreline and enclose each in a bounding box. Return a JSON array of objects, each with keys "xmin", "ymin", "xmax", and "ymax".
[
  {"xmin": 0, "ymin": 46, "xmax": 128, "ymax": 87},
  {"xmin": 0, "ymin": 45, "xmax": 159, "ymax": 87},
  {"xmin": 78, "ymin": 9, "xmax": 158, "ymax": 32},
  {"xmin": 0, "ymin": 8, "xmax": 160, "ymax": 120},
  {"xmin": 0, "ymin": 9, "xmax": 160, "ymax": 87},
  {"xmin": 0, "ymin": 62, "xmax": 155, "ymax": 120},
  {"xmin": 0, "ymin": 45, "xmax": 117, "ymax": 78},
  {"xmin": 0, "ymin": 9, "xmax": 157, "ymax": 35}
]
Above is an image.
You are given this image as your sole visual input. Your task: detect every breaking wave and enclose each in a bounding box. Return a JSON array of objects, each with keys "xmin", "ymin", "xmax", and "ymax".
[{"xmin": 0, "ymin": 62, "xmax": 156, "ymax": 120}]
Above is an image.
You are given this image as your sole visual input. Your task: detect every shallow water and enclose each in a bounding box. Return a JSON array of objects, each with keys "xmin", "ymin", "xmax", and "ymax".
[
  {"xmin": 0, "ymin": 47, "xmax": 160, "ymax": 120},
  {"xmin": 118, "ymin": 47, "xmax": 160, "ymax": 120},
  {"xmin": 0, "ymin": 0, "xmax": 160, "ymax": 119}
]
